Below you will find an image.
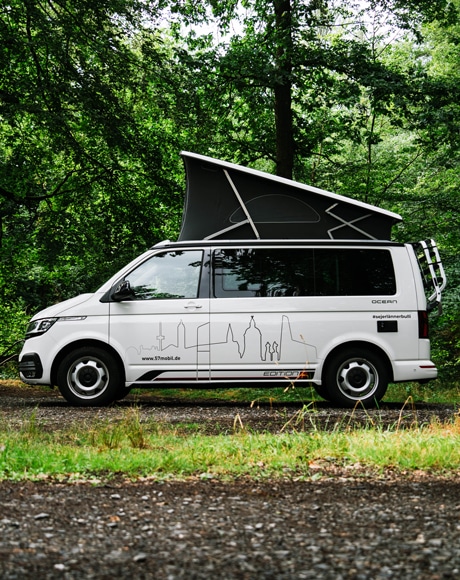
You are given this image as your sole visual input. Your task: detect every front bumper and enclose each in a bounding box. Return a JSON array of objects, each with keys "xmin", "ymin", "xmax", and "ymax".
[{"xmin": 18, "ymin": 353, "xmax": 43, "ymax": 380}]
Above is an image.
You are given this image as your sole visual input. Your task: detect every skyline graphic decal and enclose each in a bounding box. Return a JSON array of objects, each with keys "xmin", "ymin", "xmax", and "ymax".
[{"xmin": 126, "ymin": 314, "xmax": 316, "ymax": 365}]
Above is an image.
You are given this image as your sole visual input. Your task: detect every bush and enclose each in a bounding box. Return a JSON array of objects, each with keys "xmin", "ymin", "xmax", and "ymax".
[
  {"xmin": 0, "ymin": 299, "xmax": 29, "ymax": 377},
  {"xmin": 431, "ymin": 313, "xmax": 460, "ymax": 386}
]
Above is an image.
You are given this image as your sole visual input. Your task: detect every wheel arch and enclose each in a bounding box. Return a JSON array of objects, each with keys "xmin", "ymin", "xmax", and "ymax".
[
  {"xmin": 322, "ymin": 341, "xmax": 394, "ymax": 383},
  {"xmin": 51, "ymin": 340, "xmax": 126, "ymax": 387}
]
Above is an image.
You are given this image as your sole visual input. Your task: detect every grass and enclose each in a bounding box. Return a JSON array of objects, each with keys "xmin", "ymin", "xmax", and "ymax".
[
  {"xmin": 1, "ymin": 377, "xmax": 460, "ymax": 482},
  {"xmin": 1, "ymin": 405, "xmax": 460, "ymax": 482}
]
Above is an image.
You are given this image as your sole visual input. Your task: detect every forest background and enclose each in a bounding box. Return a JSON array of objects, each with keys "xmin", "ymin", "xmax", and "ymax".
[{"xmin": 0, "ymin": 0, "xmax": 459, "ymax": 386}]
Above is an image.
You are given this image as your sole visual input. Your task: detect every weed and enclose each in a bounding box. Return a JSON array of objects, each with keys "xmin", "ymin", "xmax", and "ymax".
[
  {"xmin": 395, "ymin": 396, "xmax": 418, "ymax": 431},
  {"xmin": 88, "ymin": 420, "xmax": 124, "ymax": 450},
  {"xmin": 20, "ymin": 408, "xmax": 41, "ymax": 439},
  {"xmin": 122, "ymin": 407, "xmax": 150, "ymax": 449},
  {"xmin": 280, "ymin": 402, "xmax": 319, "ymax": 432},
  {"xmin": 233, "ymin": 413, "xmax": 245, "ymax": 433},
  {"xmin": 344, "ymin": 400, "xmax": 376, "ymax": 430}
]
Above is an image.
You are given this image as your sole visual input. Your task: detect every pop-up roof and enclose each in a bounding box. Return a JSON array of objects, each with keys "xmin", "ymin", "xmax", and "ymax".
[{"xmin": 178, "ymin": 152, "xmax": 401, "ymax": 241}]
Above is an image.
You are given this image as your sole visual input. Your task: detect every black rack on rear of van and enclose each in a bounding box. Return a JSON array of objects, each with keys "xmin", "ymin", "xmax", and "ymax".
[{"xmin": 412, "ymin": 239, "xmax": 447, "ymax": 312}]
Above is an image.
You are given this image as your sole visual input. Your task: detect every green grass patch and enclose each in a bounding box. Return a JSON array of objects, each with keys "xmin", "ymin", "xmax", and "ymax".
[
  {"xmin": 130, "ymin": 380, "xmax": 460, "ymax": 406},
  {"xmin": 3, "ymin": 378, "xmax": 460, "ymax": 405},
  {"xmin": 385, "ymin": 381, "xmax": 460, "ymax": 405},
  {"xmin": 130, "ymin": 385, "xmax": 318, "ymax": 405},
  {"xmin": 1, "ymin": 407, "xmax": 460, "ymax": 482}
]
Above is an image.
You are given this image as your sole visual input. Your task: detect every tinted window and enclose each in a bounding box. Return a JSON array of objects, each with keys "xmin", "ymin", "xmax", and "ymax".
[
  {"xmin": 213, "ymin": 248, "xmax": 396, "ymax": 297},
  {"xmin": 125, "ymin": 250, "xmax": 203, "ymax": 299}
]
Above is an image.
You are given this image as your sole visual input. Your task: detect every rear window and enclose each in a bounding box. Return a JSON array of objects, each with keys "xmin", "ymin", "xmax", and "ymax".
[{"xmin": 213, "ymin": 248, "xmax": 396, "ymax": 297}]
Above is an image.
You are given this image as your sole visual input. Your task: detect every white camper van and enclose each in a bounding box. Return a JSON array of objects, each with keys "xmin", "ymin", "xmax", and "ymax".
[{"xmin": 18, "ymin": 153, "xmax": 446, "ymax": 408}]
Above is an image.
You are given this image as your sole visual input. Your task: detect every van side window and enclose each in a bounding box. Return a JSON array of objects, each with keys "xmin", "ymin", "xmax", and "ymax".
[
  {"xmin": 125, "ymin": 250, "xmax": 203, "ymax": 299},
  {"xmin": 213, "ymin": 248, "xmax": 396, "ymax": 297}
]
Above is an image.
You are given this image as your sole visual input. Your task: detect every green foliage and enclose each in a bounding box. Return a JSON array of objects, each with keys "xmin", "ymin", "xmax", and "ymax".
[
  {"xmin": 0, "ymin": 0, "xmax": 189, "ymax": 309},
  {"xmin": 0, "ymin": 299, "xmax": 28, "ymax": 377},
  {"xmin": 432, "ymin": 316, "xmax": 460, "ymax": 382},
  {"xmin": 0, "ymin": 0, "xmax": 459, "ymax": 384},
  {"xmin": 0, "ymin": 299, "xmax": 28, "ymax": 353}
]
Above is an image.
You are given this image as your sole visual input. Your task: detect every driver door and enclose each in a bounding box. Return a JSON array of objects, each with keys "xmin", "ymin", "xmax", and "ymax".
[{"xmin": 108, "ymin": 249, "xmax": 210, "ymax": 385}]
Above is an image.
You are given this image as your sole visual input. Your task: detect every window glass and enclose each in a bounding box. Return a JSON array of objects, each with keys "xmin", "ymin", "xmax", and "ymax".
[
  {"xmin": 125, "ymin": 250, "xmax": 203, "ymax": 300},
  {"xmin": 213, "ymin": 248, "xmax": 396, "ymax": 297}
]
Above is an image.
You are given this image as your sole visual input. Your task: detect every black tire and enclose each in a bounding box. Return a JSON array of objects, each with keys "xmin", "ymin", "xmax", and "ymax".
[
  {"xmin": 313, "ymin": 384, "xmax": 330, "ymax": 402},
  {"xmin": 56, "ymin": 347, "xmax": 123, "ymax": 407},
  {"xmin": 115, "ymin": 388, "xmax": 132, "ymax": 401},
  {"xmin": 323, "ymin": 348, "xmax": 388, "ymax": 408}
]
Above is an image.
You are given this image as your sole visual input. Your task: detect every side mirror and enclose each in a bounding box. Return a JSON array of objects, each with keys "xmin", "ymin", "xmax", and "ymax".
[{"xmin": 110, "ymin": 280, "xmax": 134, "ymax": 302}]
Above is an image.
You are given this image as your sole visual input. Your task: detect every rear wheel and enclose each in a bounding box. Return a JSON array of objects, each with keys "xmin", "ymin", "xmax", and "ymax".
[
  {"xmin": 57, "ymin": 347, "xmax": 123, "ymax": 407},
  {"xmin": 323, "ymin": 348, "xmax": 388, "ymax": 408}
]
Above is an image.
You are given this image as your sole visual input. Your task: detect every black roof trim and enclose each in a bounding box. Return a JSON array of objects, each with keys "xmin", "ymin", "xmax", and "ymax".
[{"xmin": 152, "ymin": 239, "xmax": 403, "ymax": 250}]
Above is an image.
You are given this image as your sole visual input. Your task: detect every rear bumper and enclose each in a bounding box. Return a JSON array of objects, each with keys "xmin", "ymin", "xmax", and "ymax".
[{"xmin": 392, "ymin": 360, "xmax": 437, "ymax": 382}]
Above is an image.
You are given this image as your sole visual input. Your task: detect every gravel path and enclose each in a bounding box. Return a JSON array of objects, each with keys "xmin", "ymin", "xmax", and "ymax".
[
  {"xmin": 1, "ymin": 382, "xmax": 460, "ymax": 579},
  {"xmin": 1, "ymin": 477, "xmax": 460, "ymax": 579}
]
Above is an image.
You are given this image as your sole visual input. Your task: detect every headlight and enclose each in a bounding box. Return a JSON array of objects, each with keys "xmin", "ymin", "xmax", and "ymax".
[{"xmin": 25, "ymin": 318, "xmax": 58, "ymax": 338}]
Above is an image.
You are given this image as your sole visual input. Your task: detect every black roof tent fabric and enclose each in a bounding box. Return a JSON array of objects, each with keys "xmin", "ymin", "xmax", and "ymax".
[{"xmin": 178, "ymin": 152, "xmax": 402, "ymax": 241}]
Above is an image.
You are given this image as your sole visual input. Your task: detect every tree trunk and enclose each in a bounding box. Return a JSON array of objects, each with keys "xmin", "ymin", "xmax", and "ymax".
[{"xmin": 274, "ymin": 0, "xmax": 294, "ymax": 179}]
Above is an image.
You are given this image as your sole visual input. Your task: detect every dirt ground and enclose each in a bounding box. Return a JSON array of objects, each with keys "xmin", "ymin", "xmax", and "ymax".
[
  {"xmin": 1, "ymin": 380, "xmax": 458, "ymax": 434},
  {"xmin": 1, "ymin": 382, "xmax": 460, "ymax": 579}
]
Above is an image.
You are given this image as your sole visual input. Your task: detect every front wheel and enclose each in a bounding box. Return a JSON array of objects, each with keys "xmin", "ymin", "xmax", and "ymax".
[
  {"xmin": 56, "ymin": 347, "xmax": 123, "ymax": 407},
  {"xmin": 313, "ymin": 384, "xmax": 330, "ymax": 402},
  {"xmin": 323, "ymin": 348, "xmax": 389, "ymax": 408}
]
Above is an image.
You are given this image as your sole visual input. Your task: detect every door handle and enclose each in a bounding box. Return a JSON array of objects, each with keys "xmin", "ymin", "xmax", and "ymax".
[{"xmin": 184, "ymin": 302, "xmax": 203, "ymax": 309}]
